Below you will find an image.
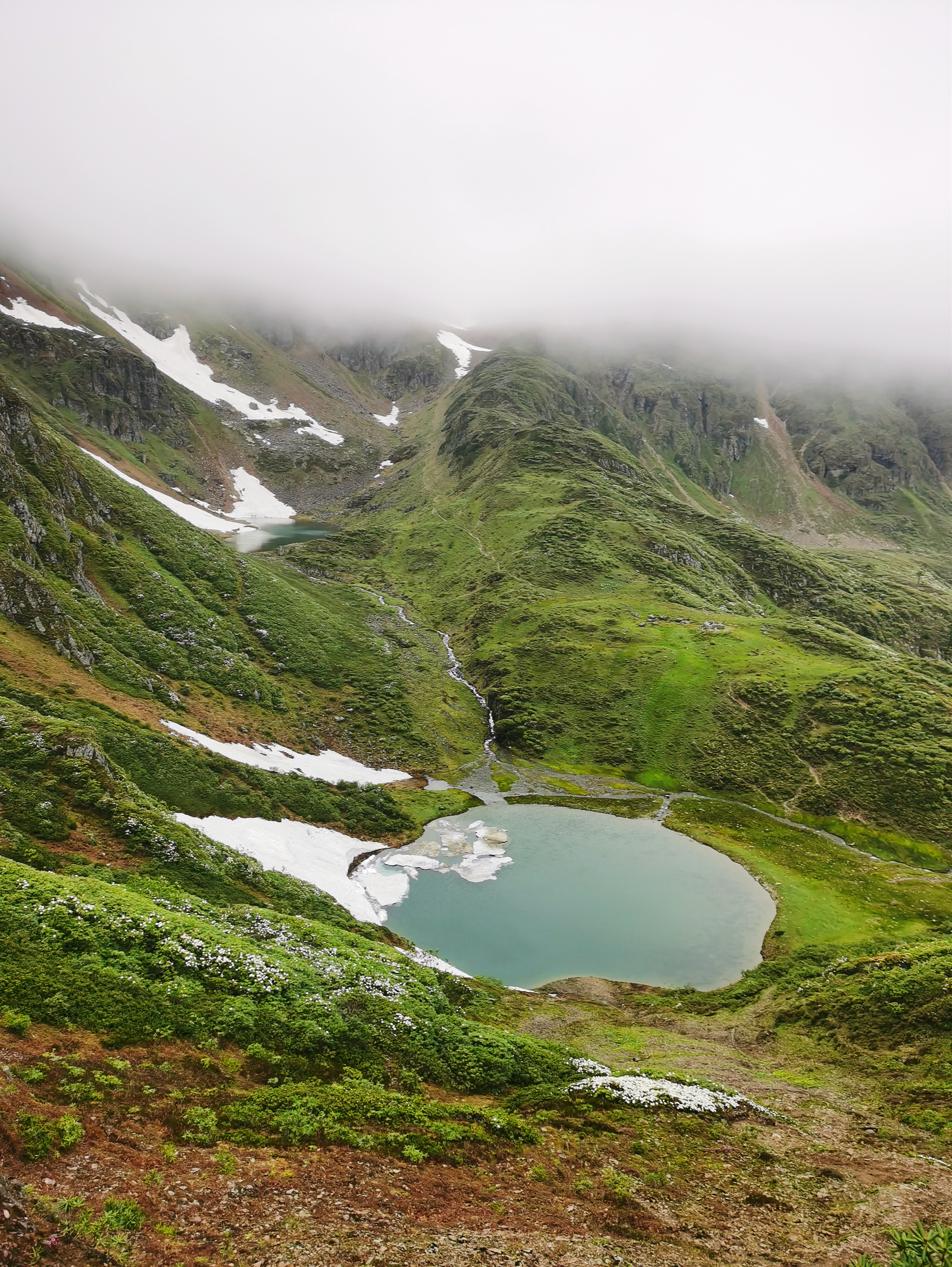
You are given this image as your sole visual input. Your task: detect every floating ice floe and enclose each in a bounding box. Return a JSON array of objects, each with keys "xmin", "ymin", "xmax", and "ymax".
[
  {"xmin": 570, "ymin": 1073, "xmax": 766, "ymax": 1115},
  {"xmin": 226, "ymin": 466, "xmax": 296, "ymax": 521},
  {"xmin": 77, "ymin": 284, "xmax": 343, "ymax": 442},
  {"xmin": 161, "ymin": 719, "xmax": 410, "ymax": 785},
  {"xmin": 294, "ymin": 419, "xmax": 345, "ymax": 445},
  {"xmin": 436, "ymin": 329, "xmax": 492, "ymax": 379},
  {"xmin": 0, "ymin": 296, "xmax": 87, "ymax": 332},
  {"xmin": 79, "ymin": 447, "xmax": 252, "ymax": 534},
  {"xmin": 373, "ymin": 402, "xmax": 400, "ymax": 427},
  {"xmin": 753, "ymin": 416, "xmax": 769, "ymax": 429},
  {"xmin": 358, "ymin": 815, "xmax": 514, "ymax": 914},
  {"xmin": 175, "ymin": 813, "xmax": 383, "ymax": 923}
]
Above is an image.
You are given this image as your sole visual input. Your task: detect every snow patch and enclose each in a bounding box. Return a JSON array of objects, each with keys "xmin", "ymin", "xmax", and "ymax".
[
  {"xmin": 379, "ymin": 459, "xmax": 393, "ymax": 469},
  {"xmin": 77, "ymin": 285, "xmax": 340, "ymax": 438},
  {"xmin": 570, "ymin": 1074, "xmax": 766, "ymax": 1115},
  {"xmin": 175, "ymin": 813, "xmax": 383, "ymax": 924},
  {"xmin": 161, "ymin": 720, "xmax": 410, "ymax": 786},
  {"xmin": 0, "ymin": 296, "xmax": 86, "ymax": 332},
  {"xmin": 79, "ymin": 448, "xmax": 250, "ymax": 534},
  {"xmin": 226, "ymin": 467, "xmax": 296, "ymax": 521},
  {"xmin": 294, "ymin": 419, "xmax": 345, "ymax": 445},
  {"xmin": 396, "ymin": 946, "xmax": 472, "ymax": 978},
  {"xmin": 753, "ymin": 416, "xmax": 769, "ymax": 429},
  {"xmin": 373, "ymin": 402, "xmax": 400, "ymax": 427},
  {"xmin": 437, "ymin": 330, "xmax": 492, "ymax": 379}
]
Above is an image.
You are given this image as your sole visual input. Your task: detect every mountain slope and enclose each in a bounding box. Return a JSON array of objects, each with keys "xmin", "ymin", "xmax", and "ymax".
[{"xmin": 300, "ymin": 350, "xmax": 952, "ymax": 843}]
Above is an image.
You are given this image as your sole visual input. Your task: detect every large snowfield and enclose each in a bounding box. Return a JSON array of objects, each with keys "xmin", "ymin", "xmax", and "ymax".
[
  {"xmin": 176, "ymin": 813, "xmax": 384, "ymax": 924},
  {"xmin": 1, "ymin": 295, "xmax": 86, "ymax": 332}
]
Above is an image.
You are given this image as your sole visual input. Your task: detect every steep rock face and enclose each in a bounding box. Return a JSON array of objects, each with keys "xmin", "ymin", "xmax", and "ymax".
[
  {"xmin": 587, "ymin": 363, "xmax": 758, "ymax": 494},
  {"xmin": 773, "ymin": 388, "xmax": 952, "ymax": 507},
  {"xmin": 0, "ymin": 319, "xmax": 189, "ymax": 444},
  {"xmin": 0, "ymin": 382, "xmax": 106, "ymax": 664},
  {"xmin": 328, "ymin": 337, "xmax": 455, "ymax": 397}
]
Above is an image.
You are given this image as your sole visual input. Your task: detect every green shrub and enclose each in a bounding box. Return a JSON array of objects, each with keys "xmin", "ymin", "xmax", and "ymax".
[
  {"xmin": 181, "ymin": 1105, "xmax": 219, "ymax": 1145},
  {"xmin": 851, "ymin": 1223, "xmax": 952, "ymax": 1267},
  {"xmin": 16, "ymin": 1111, "xmax": 83, "ymax": 1160},
  {"xmin": 1, "ymin": 1008, "xmax": 30, "ymax": 1035}
]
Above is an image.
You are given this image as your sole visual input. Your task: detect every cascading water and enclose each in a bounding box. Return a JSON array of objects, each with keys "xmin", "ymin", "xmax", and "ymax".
[
  {"xmin": 439, "ymin": 632, "xmax": 496, "ymax": 755},
  {"xmin": 365, "ymin": 588, "xmax": 496, "ymax": 757}
]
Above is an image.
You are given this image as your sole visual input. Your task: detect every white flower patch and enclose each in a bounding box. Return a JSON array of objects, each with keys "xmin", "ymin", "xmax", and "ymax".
[
  {"xmin": 569, "ymin": 1057, "xmax": 612, "ymax": 1076},
  {"xmin": 29, "ymin": 893, "xmax": 289, "ymax": 994},
  {"xmin": 436, "ymin": 330, "xmax": 492, "ymax": 379},
  {"xmin": 570, "ymin": 1073, "xmax": 766, "ymax": 1115}
]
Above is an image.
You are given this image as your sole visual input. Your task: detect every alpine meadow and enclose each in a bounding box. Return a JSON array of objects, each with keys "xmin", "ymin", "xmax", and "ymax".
[{"xmin": 0, "ymin": 3, "xmax": 949, "ymax": 1265}]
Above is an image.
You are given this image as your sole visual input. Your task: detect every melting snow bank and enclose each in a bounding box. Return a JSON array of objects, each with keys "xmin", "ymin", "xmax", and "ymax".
[
  {"xmin": 175, "ymin": 813, "xmax": 383, "ymax": 924},
  {"xmin": 396, "ymin": 946, "xmax": 471, "ymax": 978},
  {"xmin": 436, "ymin": 330, "xmax": 492, "ymax": 379},
  {"xmin": 226, "ymin": 467, "xmax": 296, "ymax": 521},
  {"xmin": 358, "ymin": 817, "xmax": 512, "ymax": 912},
  {"xmin": 294, "ymin": 419, "xmax": 344, "ymax": 445},
  {"xmin": 753, "ymin": 416, "xmax": 769, "ymax": 429},
  {"xmin": 172, "ymin": 814, "xmax": 480, "ymax": 969},
  {"xmin": 161, "ymin": 720, "xmax": 410, "ymax": 786},
  {"xmin": 570, "ymin": 1073, "xmax": 767, "ymax": 1116},
  {"xmin": 373, "ymin": 402, "xmax": 400, "ymax": 427},
  {"xmin": 1, "ymin": 296, "xmax": 86, "ymax": 332},
  {"xmin": 77, "ymin": 284, "xmax": 338, "ymax": 438},
  {"xmin": 79, "ymin": 448, "xmax": 251, "ymax": 534}
]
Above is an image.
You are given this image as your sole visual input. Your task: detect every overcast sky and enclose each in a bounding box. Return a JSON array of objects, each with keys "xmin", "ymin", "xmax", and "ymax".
[{"xmin": 3, "ymin": 0, "xmax": 950, "ymax": 374}]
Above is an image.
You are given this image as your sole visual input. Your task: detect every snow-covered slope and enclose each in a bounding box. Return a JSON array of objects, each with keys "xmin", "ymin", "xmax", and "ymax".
[
  {"xmin": 78, "ymin": 284, "xmax": 342, "ymax": 441},
  {"xmin": 162, "ymin": 720, "xmax": 410, "ymax": 785},
  {"xmin": 226, "ymin": 467, "xmax": 296, "ymax": 521},
  {"xmin": 175, "ymin": 813, "xmax": 384, "ymax": 923},
  {"xmin": 436, "ymin": 330, "xmax": 492, "ymax": 379},
  {"xmin": 1, "ymin": 295, "xmax": 86, "ymax": 332},
  {"xmin": 79, "ymin": 447, "xmax": 251, "ymax": 533}
]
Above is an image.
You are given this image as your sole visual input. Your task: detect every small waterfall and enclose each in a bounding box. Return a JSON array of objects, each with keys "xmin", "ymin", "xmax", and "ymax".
[
  {"xmin": 440, "ymin": 632, "xmax": 496, "ymax": 755},
  {"xmin": 366, "ymin": 588, "xmax": 496, "ymax": 758}
]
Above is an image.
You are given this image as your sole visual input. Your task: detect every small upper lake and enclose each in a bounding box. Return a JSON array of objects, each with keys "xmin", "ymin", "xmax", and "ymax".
[
  {"xmin": 367, "ymin": 804, "xmax": 774, "ymax": 990},
  {"xmin": 229, "ymin": 522, "xmax": 335, "ymax": 553}
]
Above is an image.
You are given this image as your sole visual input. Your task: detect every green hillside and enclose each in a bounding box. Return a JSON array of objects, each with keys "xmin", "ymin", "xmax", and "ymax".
[{"xmin": 0, "ymin": 276, "xmax": 949, "ymax": 1265}]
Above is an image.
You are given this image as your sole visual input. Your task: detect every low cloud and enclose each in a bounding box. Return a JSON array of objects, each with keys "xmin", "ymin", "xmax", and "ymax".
[{"xmin": 3, "ymin": 0, "xmax": 949, "ymax": 377}]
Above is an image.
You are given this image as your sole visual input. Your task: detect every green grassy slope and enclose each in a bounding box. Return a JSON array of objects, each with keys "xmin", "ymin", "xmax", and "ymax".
[{"xmin": 297, "ymin": 351, "xmax": 952, "ymax": 843}]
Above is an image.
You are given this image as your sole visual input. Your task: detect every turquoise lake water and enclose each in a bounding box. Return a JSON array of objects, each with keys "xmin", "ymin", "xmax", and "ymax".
[
  {"xmin": 229, "ymin": 522, "xmax": 335, "ymax": 553},
  {"xmin": 380, "ymin": 804, "xmax": 775, "ymax": 990}
]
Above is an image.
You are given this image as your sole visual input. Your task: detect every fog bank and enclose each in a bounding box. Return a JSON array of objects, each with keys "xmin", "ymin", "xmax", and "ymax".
[{"xmin": 3, "ymin": 0, "xmax": 949, "ymax": 376}]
